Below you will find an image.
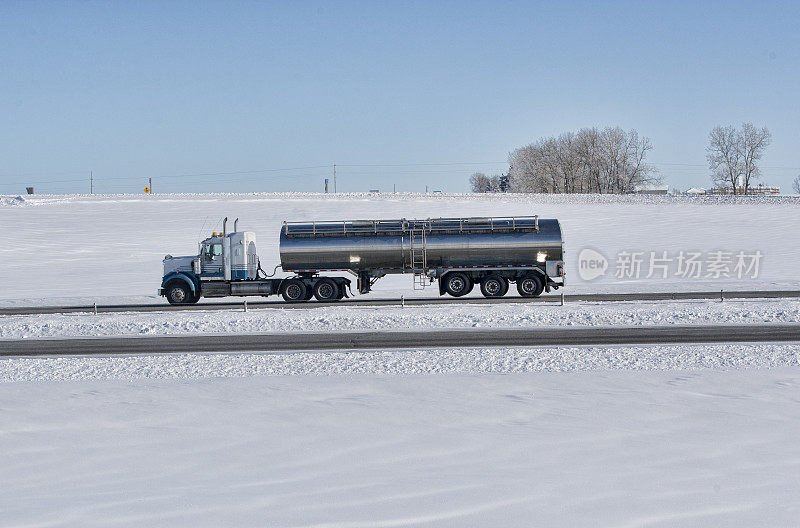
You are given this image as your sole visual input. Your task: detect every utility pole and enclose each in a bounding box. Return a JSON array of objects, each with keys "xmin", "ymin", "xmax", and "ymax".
[
  {"xmin": 333, "ymin": 163, "xmax": 337, "ymax": 193},
  {"xmin": 90, "ymin": 171, "xmax": 93, "ymax": 194},
  {"xmin": 149, "ymin": 177, "xmax": 152, "ymax": 194}
]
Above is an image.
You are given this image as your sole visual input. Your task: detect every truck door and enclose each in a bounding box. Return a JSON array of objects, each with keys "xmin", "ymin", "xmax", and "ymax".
[{"xmin": 201, "ymin": 243, "xmax": 224, "ymax": 276}]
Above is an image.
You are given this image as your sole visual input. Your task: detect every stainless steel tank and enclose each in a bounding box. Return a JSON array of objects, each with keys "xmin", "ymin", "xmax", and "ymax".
[{"xmin": 279, "ymin": 216, "xmax": 563, "ymax": 273}]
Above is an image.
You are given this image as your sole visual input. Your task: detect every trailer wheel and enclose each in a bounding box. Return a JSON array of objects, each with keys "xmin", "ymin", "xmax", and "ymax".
[
  {"xmin": 281, "ymin": 278, "xmax": 308, "ymax": 302},
  {"xmin": 165, "ymin": 281, "xmax": 192, "ymax": 305},
  {"xmin": 313, "ymin": 278, "xmax": 340, "ymax": 301},
  {"xmin": 334, "ymin": 282, "xmax": 346, "ymax": 300},
  {"xmin": 443, "ymin": 272, "xmax": 472, "ymax": 297},
  {"xmin": 517, "ymin": 274, "xmax": 544, "ymax": 297},
  {"xmin": 480, "ymin": 275, "xmax": 508, "ymax": 298}
]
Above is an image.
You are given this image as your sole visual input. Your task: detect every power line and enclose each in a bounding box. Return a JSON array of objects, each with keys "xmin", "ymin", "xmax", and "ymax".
[
  {"xmin": 651, "ymin": 161, "xmax": 800, "ymax": 170},
  {"xmin": 0, "ymin": 165, "xmax": 332, "ymax": 188},
  {"xmin": 336, "ymin": 169, "xmax": 490, "ymax": 175},
  {"xmin": 336, "ymin": 161, "xmax": 507, "ymax": 167}
]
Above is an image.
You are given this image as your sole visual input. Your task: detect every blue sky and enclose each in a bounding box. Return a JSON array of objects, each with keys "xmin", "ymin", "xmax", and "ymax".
[{"xmin": 1, "ymin": 1, "xmax": 798, "ymax": 194}]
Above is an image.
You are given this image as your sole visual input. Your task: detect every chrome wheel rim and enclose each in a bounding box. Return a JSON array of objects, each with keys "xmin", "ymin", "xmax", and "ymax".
[
  {"xmin": 521, "ymin": 279, "xmax": 537, "ymax": 294},
  {"xmin": 318, "ymin": 283, "xmax": 335, "ymax": 298},
  {"xmin": 286, "ymin": 284, "xmax": 303, "ymax": 299},
  {"xmin": 170, "ymin": 288, "xmax": 186, "ymax": 303}
]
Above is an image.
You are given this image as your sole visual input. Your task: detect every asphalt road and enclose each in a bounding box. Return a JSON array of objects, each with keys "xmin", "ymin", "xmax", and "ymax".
[
  {"xmin": 2, "ymin": 324, "xmax": 799, "ymax": 357},
  {"xmin": 2, "ymin": 290, "xmax": 799, "ymax": 316}
]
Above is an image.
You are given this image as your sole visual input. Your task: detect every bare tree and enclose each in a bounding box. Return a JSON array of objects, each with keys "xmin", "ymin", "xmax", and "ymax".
[
  {"xmin": 739, "ymin": 123, "xmax": 772, "ymax": 195},
  {"xmin": 506, "ymin": 126, "xmax": 657, "ymax": 194},
  {"xmin": 792, "ymin": 175, "xmax": 800, "ymax": 194},
  {"xmin": 470, "ymin": 172, "xmax": 492, "ymax": 193},
  {"xmin": 707, "ymin": 123, "xmax": 771, "ymax": 194},
  {"xmin": 707, "ymin": 125, "xmax": 742, "ymax": 194}
]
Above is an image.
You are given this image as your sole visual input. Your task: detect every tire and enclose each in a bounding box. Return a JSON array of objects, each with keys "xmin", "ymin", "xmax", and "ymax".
[
  {"xmin": 281, "ymin": 278, "xmax": 308, "ymax": 302},
  {"xmin": 480, "ymin": 275, "xmax": 508, "ymax": 298},
  {"xmin": 334, "ymin": 283, "xmax": 346, "ymax": 300},
  {"xmin": 516, "ymin": 274, "xmax": 544, "ymax": 297},
  {"xmin": 443, "ymin": 272, "xmax": 472, "ymax": 297},
  {"xmin": 165, "ymin": 281, "xmax": 193, "ymax": 305},
  {"xmin": 313, "ymin": 278, "xmax": 340, "ymax": 301}
]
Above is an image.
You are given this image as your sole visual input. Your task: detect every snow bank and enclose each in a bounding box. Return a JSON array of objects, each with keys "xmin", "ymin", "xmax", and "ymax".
[
  {"xmin": 1, "ymin": 298, "xmax": 798, "ymax": 339},
  {"xmin": 2, "ymin": 343, "xmax": 799, "ymax": 382}
]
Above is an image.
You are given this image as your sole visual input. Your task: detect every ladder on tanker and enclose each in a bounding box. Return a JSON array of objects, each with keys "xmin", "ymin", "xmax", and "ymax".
[{"xmin": 409, "ymin": 226, "xmax": 428, "ymax": 290}]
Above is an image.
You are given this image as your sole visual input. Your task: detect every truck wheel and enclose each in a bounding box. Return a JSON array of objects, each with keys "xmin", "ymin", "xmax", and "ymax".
[
  {"xmin": 480, "ymin": 275, "xmax": 508, "ymax": 298},
  {"xmin": 281, "ymin": 278, "xmax": 308, "ymax": 302},
  {"xmin": 517, "ymin": 274, "xmax": 544, "ymax": 297},
  {"xmin": 303, "ymin": 286, "xmax": 314, "ymax": 300},
  {"xmin": 165, "ymin": 282, "xmax": 192, "ymax": 305},
  {"xmin": 443, "ymin": 272, "xmax": 472, "ymax": 297},
  {"xmin": 313, "ymin": 278, "xmax": 340, "ymax": 301}
]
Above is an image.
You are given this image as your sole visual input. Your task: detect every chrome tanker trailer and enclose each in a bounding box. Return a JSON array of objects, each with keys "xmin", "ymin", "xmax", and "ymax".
[{"xmin": 160, "ymin": 215, "xmax": 564, "ymax": 304}]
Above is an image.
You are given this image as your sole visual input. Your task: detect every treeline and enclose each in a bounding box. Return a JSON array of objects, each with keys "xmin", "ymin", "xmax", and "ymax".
[
  {"xmin": 469, "ymin": 173, "xmax": 509, "ymax": 193},
  {"xmin": 494, "ymin": 126, "xmax": 660, "ymax": 194},
  {"xmin": 473, "ymin": 122, "xmax": 780, "ymax": 195}
]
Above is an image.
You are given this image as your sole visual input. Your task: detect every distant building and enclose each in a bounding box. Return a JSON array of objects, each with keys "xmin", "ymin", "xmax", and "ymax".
[
  {"xmin": 685, "ymin": 187, "xmax": 706, "ymax": 195},
  {"xmin": 633, "ymin": 184, "xmax": 669, "ymax": 195},
  {"xmin": 707, "ymin": 185, "xmax": 780, "ymax": 196}
]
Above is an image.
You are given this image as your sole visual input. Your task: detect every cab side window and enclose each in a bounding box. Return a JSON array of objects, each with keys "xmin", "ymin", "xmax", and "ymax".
[{"xmin": 202, "ymin": 244, "xmax": 223, "ymax": 260}]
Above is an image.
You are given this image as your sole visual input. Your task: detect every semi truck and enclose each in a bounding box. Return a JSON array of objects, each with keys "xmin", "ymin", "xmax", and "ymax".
[{"xmin": 159, "ymin": 215, "xmax": 565, "ymax": 305}]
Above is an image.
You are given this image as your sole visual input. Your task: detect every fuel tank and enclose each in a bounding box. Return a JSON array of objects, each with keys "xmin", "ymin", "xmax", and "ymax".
[{"xmin": 279, "ymin": 216, "xmax": 563, "ymax": 273}]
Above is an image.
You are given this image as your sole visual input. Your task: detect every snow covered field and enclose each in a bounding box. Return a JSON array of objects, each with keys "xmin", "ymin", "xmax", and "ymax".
[
  {"xmin": 2, "ymin": 298, "xmax": 799, "ymax": 339},
  {"xmin": 3, "ymin": 192, "xmax": 799, "ymax": 526},
  {"xmin": 3, "ymin": 363, "xmax": 800, "ymax": 526},
  {"xmin": 1, "ymin": 192, "xmax": 799, "ymax": 306}
]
